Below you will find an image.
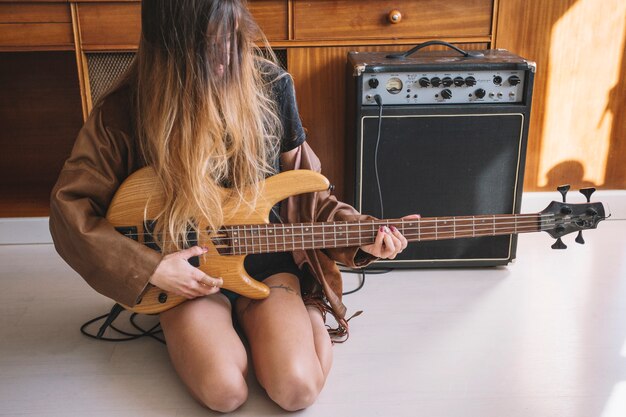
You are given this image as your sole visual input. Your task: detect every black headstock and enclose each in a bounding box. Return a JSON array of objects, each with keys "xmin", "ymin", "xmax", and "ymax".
[{"xmin": 539, "ymin": 185, "xmax": 607, "ymax": 249}]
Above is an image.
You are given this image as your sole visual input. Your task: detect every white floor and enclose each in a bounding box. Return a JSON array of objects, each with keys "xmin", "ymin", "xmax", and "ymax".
[{"xmin": 1, "ymin": 203, "xmax": 625, "ymax": 416}]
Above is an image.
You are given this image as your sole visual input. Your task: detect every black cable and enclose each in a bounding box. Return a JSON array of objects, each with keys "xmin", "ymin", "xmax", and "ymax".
[
  {"xmin": 373, "ymin": 94, "xmax": 385, "ymax": 219},
  {"xmin": 342, "ymin": 271, "xmax": 365, "ymax": 295},
  {"xmin": 339, "ymin": 95, "xmax": 391, "ymax": 297},
  {"xmin": 80, "ymin": 309, "xmax": 165, "ymax": 344},
  {"xmin": 340, "ymin": 266, "xmax": 394, "ymax": 295}
]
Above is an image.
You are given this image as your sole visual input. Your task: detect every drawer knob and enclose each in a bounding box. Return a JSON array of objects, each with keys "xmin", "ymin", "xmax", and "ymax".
[{"xmin": 388, "ymin": 9, "xmax": 402, "ymax": 24}]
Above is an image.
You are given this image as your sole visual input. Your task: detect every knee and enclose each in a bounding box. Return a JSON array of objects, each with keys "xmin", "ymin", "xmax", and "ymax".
[
  {"xmin": 194, "ymin": 373, "xmax": 248, "ymax": 413},
  {"xmin": 266, "ymin": 369, "xmax": 323, "ymax": 411}
]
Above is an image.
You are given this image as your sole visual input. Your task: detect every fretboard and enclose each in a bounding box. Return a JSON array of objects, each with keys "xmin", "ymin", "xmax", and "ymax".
[{"xmin": 213, "ymin": 213, "xmax": 556, "ymax": 255}]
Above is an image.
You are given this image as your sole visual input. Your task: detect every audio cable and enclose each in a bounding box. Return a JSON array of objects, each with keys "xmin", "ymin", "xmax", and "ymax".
[
  {"xmin": 373, "ymin": 94, "xmax": 385, "ymax": 219},
  {"xmin": 338, "ymin": 94, "xmax": 391, "ymax": 297}
]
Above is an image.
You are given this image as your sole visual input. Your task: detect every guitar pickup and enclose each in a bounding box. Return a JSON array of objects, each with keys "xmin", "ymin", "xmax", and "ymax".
[{"xmin": 210, "ymin": 227, "xmax": 233, "ymax": 256}]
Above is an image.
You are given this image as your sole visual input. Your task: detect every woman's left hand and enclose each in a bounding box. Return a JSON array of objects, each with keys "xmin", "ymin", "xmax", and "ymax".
[{"xmin": 359, "ymin": 214, "xmax": 420, "ymax": 259}]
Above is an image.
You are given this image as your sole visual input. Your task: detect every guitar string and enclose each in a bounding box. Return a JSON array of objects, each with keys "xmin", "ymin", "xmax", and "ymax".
[
  {"xmin": 113, "ymin": 217, "xmax": 595, "ymax": 251},
  {"xmin": 116, "ymin": 214, "xmax": 554, "ymax": 241},
  {"xmin": 115, "ymin": 216, "xmax": 559, "ymax": 243}
]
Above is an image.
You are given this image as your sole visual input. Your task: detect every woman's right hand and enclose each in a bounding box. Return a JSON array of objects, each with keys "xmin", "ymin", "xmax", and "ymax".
[{"xmin": 149, "ymin": 246, "xmax": 223, "ymax": 299}]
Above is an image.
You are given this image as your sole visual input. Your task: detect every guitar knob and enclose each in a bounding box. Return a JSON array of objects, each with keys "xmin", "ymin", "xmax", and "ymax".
[
  {"xmin": 557, "ymin": 184, "xmax": 571, "ymax": 202},
  {"xmin": 575, "ymin": 231, "xmax": 585, "ymax": 244},
  {"xmin": 580, "ymin": 187, "xmax": 596, "ymax": 202},
  {"xmin": 551, "ymin": 237, "xmax": 567, "ymax": 250}
]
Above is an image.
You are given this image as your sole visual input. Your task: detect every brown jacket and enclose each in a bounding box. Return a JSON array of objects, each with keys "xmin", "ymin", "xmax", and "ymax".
[{"xmin": 49, "ymin": 85, "xmax": 375, "ymax": 336}]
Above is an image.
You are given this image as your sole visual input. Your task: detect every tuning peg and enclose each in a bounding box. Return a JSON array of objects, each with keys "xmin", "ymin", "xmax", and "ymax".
[
  {"xmin": 557, "ymin": 184, "xmax": 571, "ymax": 202},
  {"xmin": 551, "ymin": 237, "xmax": 567, "ymax": 249},
  {"xmin": 575, "ymin": 231, "xmax": 585, "ymax": 244},
  {"xmin": 580, "ymin": 187, "xmax": 596, "ymax": 202}
]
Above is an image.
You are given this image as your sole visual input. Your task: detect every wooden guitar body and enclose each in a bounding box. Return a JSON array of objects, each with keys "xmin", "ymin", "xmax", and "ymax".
[{"xmin": 106, "ymin": 167, "xmax": 330, "ymax": 314}]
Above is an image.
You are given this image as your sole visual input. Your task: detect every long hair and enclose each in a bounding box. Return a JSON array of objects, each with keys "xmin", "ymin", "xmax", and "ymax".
[{"xmin": 127, "ymin": 0, "xmax": 283, "ymax": 250}]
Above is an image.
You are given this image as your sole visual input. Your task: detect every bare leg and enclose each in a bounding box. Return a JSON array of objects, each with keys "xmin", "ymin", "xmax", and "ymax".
[
  {"xmin": 236, "ymin": 273, "xmax": 333, "ymax": 411},
  {"xmin": 160, "ymin": 293, "xmax": 248, "ymax": 413}
]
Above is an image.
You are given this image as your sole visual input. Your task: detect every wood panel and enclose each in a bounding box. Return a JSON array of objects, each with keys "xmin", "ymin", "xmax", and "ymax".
[
  {"xmin": 289, "ymin": 43, "xmax": 489, "ymax": 202},
  {"xmin": 0, "ymin": 52, "xmax": 84, "ymax": 217},
  {"xmin": 293, "ymin": 0, "xmax": 493, "ymax": 40},
  {"xmin": 0, "ymin": 3, "xmax": 69, "ymax": 22},
  {"xmin": 77, "ymin": 2, "xmax": 140, "ymax": 50},
  {"xmin": 77, "ymin": 0, "xmax": 288, "ymax": 51},
  {"xmin": 496, "ymin": 0, "xmax": 626, "ymax": 190},
  {"xmin": 0, "ymin": 2, "xmax": 72, "ymax": 49},
  {"xmin": 247, "ymin": 0, "xmax": 289, "ymax": 41}
]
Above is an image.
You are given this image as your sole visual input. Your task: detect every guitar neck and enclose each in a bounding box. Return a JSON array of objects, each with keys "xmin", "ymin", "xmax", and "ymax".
[{"xmin": 216, "ymin": 213, "xmax": 555, "ymax": 255}]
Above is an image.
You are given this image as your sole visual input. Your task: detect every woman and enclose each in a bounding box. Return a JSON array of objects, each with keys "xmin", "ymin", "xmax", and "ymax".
[{"xmin": 49, "ymin": 0, "xmax": 410, "ymax": 412}]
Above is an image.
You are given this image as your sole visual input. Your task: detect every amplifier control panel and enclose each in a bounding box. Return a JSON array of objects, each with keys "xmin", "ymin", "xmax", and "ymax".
[{"xmin": 362, "ymin": 70, "xmax": 526, "ymax": 105}]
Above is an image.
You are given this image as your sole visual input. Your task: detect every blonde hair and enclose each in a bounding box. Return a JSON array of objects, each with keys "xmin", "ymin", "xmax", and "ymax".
[{"xmin": 128, "ymin": 0, "xmax": 283, "ymax": 250}]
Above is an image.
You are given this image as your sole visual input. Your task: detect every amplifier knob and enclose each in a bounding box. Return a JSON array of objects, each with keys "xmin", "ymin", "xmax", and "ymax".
[
  {"xmin": 508, "ymin": 75, "xmax": 521, "ymax": 86},
  {"xmin": 442, "ymin": 77, "xmax": 453, "ymax": 87},
  {"xmin": 493, "ymin": 75, "xmax": 503, "ymax": 85},
  {"xmin": 418, "ymin": 77, "xmax": 430, "ymax": 87},
  {"xmin": 465, "ymin": 76, "xmax": 477, "ymax": 86},
  {"xmin": 453, "ymin": 76, "xmax": 465, "ymax": 87},
  {"xmin": 441, "ymin": 89, "xmax": 453, "ymax": 99},
  {"xmin": 431, "ymin": 77, "xmax": 441, "ymax": 87},
  {"xmin": 474, "ymin": 88, "xmax": 486, "ymax": 98},
  {"xmin": 368, "ymin": 78, "xmax": 379, "ymax": 89}
]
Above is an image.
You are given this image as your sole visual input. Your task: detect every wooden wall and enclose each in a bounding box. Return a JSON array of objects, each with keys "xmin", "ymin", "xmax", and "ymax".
[{"xmin": 495, "ymin": 0, "xmax": 626, "ymax": 191}]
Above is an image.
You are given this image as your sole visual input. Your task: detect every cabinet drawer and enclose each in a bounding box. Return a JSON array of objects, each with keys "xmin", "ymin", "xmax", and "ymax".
[
  {"xmin": 0, "ymin": 3, "xmax": 70, "ymax": 24},
  {"xmin": 77, "ymin": 0, "xmax": 288, "ymax": 50},
  {"xmin": 294, "ymin": 0, "xmax": 493, "ymax": 40},
  {"xmin": 0, "ymin": 3, "xmax": 72, "ymax": 48},
  {"xmin": 248, "ymin": 0, "xmax": 288, "ymax": 41},
  {"xmin": 77, "ymin": 2, "xmax": 141, "ymax": 49}
]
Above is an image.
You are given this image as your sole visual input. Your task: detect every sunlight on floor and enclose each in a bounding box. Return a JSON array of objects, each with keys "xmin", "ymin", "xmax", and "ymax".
[{"xmin": 601, "ymin": 381, "xmax": 626, "ymax": 417}]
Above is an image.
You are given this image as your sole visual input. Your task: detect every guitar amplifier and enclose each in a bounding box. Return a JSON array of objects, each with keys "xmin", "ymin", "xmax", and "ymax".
[{"xmin": 346, "ymin": 44, "xmax": 535, "ymax": 267}]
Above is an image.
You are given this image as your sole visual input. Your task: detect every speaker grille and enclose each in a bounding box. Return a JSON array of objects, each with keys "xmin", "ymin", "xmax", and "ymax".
[
  {"xmin": 86, "ymin": 52, "xmax": 135, "ymax": 105},
  {"xmin": 356, "ymin": 109, "xmax": 526, "ymax": 267},
  {"xmin": 85, "ymin": 49, "xmax": 288, "ymax": 106}
]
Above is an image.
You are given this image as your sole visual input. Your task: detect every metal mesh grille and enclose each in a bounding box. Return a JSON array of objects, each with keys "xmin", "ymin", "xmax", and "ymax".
[
  {"xmin": 86, "ymin": 52, "xmax": 135, "ymax": 105},
  {"xmin": 264, "ymin": 48, "xmax": 288, "ymax": 70},
  {"xmin": 85, "ymin": 49, "xmax": 287, "ymax": 105}
]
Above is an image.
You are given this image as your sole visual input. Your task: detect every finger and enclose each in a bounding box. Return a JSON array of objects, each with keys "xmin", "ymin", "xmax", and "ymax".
[
  {"xmin": 371, "ymin": 226, "xmax": 387, "ymax": 256},
  {"xmin": 381, "ymin": 229, "xmax": 396, "ymax": 258},
  {"xmin": 198, "ymin": 274, "xmax": 223, "ymax": 288},
  {"xmin": 177, "ymin": 245, "xmax": 208, "ymax": 260},
  {"xmin": 194, "ymin": 280, "xmax": 220, "ymax": 297},
  {"xmin": 402, "ymin": 214, "xmax": 421, "ymax": 219},
  {"xmin": 390, "ymin": 226, "xmax": 408, "ymax": 251}
]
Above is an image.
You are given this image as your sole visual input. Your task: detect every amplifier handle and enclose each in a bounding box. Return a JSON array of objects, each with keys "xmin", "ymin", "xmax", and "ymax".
[{"xmin": 386, "ymin": 40, "xmax": 484, "ymax": 60}]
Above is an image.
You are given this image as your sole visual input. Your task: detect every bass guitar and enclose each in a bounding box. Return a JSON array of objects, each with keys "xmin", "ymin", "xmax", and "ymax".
[{"xmin": 106, "ymin": 168, "xmax": 606, "ymax": 314}]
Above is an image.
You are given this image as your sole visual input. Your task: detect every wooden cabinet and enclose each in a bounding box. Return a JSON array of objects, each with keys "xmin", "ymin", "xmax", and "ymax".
[
  {"xmin": 76, "ymin": 0, "xmax": 288, "ymax": 51},
  {"xmin": 0, "ymin": 2, "xmax": 73, "ymax": 49},
  {"xmin": 76, "ymin": 2, "xmax": 141, "ymax": 50},
  {"xmin": 293, "ymin": 0, "xmax": 492, "ymax": 40},
  {"xmin": 0, "ymin": 0, "xmax": 495, "ymax": 217}
]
